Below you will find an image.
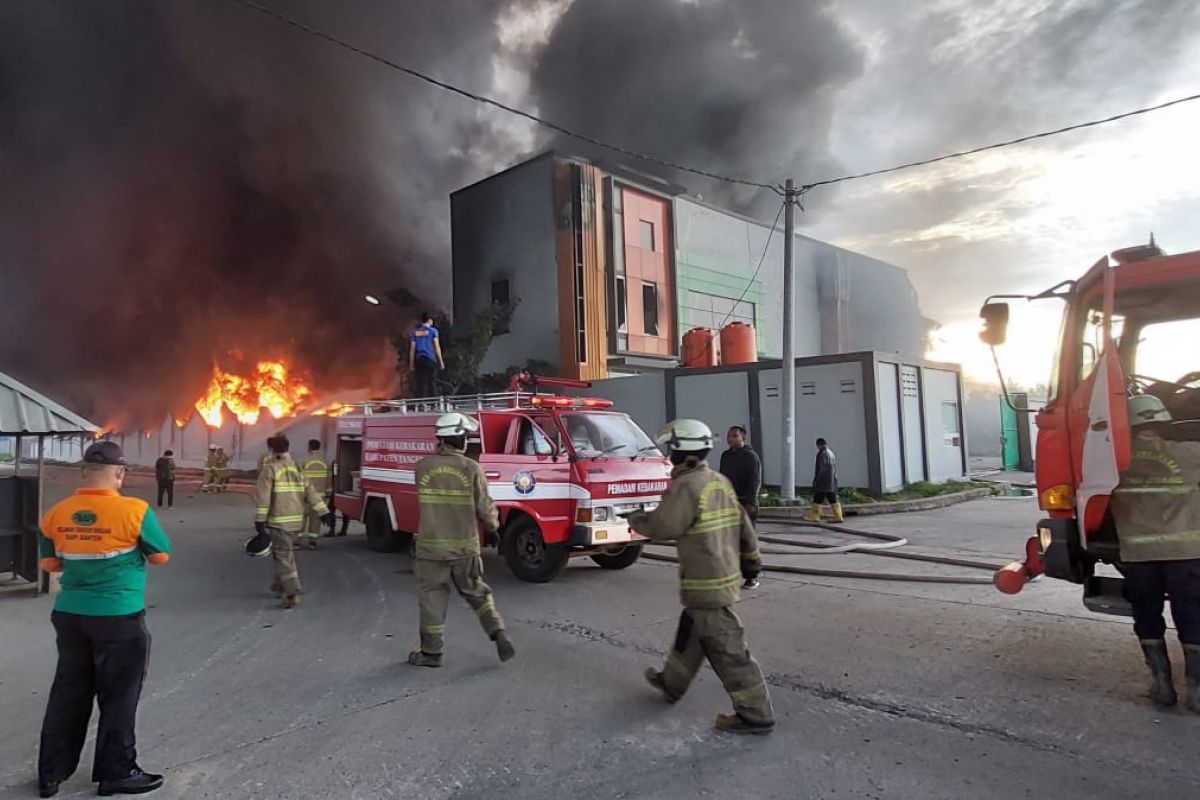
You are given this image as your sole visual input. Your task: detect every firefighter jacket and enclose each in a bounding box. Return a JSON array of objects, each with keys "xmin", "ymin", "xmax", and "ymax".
[
  {"xmin": 1111, "ymin": 429, "xmax": 1200, "ymax": 563},
  {"xmin": 627, "ymin": 461, "xmax": 762, "ymax": 609},
  {"xmin": 414, "ymin": 443, "xmax": 499, "ymax": 561},
  {"xmin": 302, "ymin": 451, "xmax": 330, "ymax": 495},
  {"xmin": 254, "ymin": 453, "xmax": 329, "ymax": 533},
  {"xmin": 204, "ymin": 450, "xmax": 219, "ymax": 470},
  {"xmin": 214, "ymin": 450, "xmax": 230, "ymax": 470}
]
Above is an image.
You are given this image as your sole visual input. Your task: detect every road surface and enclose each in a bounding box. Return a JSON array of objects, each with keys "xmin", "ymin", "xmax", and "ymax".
[{"xmin": 0, "ymin": 471, "xmax": 1195, "ymax": 798}]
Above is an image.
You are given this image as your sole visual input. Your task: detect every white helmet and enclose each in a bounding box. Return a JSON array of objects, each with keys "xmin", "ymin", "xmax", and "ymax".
[
  {"xmin": 657, "ymin": 419, "xmax": 714, "ymax": 452},
  {"xmin": 209, "ymin": 444, "xmax": 218, "ymax": 450},
  {"xmin": 435, "ymin": 412, "xmax": 480, "ymax": 438},
  {"xmin": 1128, "ymin": 394, "xmax": 1171, "ymax": 426}
]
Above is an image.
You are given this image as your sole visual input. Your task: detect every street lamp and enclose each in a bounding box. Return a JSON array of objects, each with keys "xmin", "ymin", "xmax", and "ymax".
[{"xmin": 364, "ymin": 294, "xmax": 381, "ymax": 306}]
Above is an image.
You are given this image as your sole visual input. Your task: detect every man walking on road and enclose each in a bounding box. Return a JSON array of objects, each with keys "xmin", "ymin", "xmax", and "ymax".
[
  {"xmin": 806, "ymin": 437, "xmax": 843, "ymax": 524},
  {"xmin": 254, "ymin": 435, "xmax": 331, "ymax": 609},
  {"xmin": 628, "ymin": 419, "xmax": 774, "ymax": 735},
  {"xmin": 408, "ymin": 412, "xmax": 514, "ymax": 668},
  {"xmin": 1110, "ymin": 395, "xmax": 1200, "ymax": 711},
  {"xmin": 719, "ymin": 425, "xmax": 762, "ymax": 521},
  {"xmin": 36, "ymin": 441, "xmax": 171, "ymax": 797},
  {"xmin": 408, "ymin": 311, "xmax": 444, "ymax": 399},
  {"xmin": 298, "ymin": 439, "xmax": 330, "ymax": 549},
  {"xmin": 154, "ymin": 449, "xmax": 175, "ymax": 509}
]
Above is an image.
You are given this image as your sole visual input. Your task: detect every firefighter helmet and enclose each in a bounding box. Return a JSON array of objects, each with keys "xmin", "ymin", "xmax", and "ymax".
[
  {"xmin": 244, "ymin": 531, "xmax": 272, "ymax": 558},
  {"xmin": 435, "ymin": 412, "xmax": 480, "ymax": 438},
  {"xmin": 1128, "ymin": 394, "xmax": 1171, "ymax": 425},
  {"xmin": 656, "ymin": 419, "xmax": 714, "ymax": 452}
]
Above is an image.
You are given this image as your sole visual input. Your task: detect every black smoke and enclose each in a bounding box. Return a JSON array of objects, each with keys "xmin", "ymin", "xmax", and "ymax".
[
  {"xmin": 0, "ymin": 0, "xmax": 516, "ymax": 428},
  {"xmin": 527, "ymin": 0, "xmax": 863, "ymax": 216}
]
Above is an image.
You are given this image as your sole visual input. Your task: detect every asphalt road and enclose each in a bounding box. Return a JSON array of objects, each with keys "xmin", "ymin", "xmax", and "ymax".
[{"xmin": 1, "ymin": 471, "xmax": 1196, "ymax": 799}]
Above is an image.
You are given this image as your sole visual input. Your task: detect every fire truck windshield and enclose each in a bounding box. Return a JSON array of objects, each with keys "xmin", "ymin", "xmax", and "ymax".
[{"xmin": 560, "ymin": 412, "xmax": 656, "ymax": 458}]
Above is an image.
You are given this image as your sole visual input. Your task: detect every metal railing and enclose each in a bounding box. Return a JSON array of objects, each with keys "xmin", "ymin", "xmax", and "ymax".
[{"xmin": 332, "ymin": 392, "xmax": 539, "ymax": 416}]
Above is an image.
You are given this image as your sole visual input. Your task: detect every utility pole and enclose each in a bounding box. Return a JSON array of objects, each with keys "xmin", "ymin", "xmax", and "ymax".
[{"xmin": 780, "ymin": 179, "xmax": 798, "ymax": 501}]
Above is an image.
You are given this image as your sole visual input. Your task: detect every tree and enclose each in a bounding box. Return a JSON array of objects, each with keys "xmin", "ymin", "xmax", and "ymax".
[{"xmin": 392, "ymin": 299, "xmax": 519, "ymax": 396}]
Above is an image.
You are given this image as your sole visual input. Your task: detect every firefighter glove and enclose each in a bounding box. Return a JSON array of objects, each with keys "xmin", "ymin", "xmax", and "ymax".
[
  {"xmin": 321, "ymin": 512, "xmax": 335, "ymax": 527},
  {"xmin": 255, "ymin": 521, "xmax": 268, "ymax": 537}
]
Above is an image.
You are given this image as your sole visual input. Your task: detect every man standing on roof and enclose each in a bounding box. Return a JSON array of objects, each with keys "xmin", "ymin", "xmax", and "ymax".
[
  {"xmin": 408, "ymin": 412, "xmax": 514, "ymax": 668},
  {"xmin": 254, "ymin": 435, "xmax": 331, "ymax": 608},
  {"xmin": 408, "ymin": 311, "xmax": 444, "ymax": 399},
  {"xmin": 627, "ymin": 419, "xmax": 774, "ymax": 735},
  {"xmin": 36, "ymin": 441, "xmax": 170, "ymax": 797}
]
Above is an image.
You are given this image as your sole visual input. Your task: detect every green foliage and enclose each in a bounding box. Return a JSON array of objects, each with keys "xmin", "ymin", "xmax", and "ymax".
[{"xmin": 392, "ymin": 299, "xmax": 520, "ymax": 396}]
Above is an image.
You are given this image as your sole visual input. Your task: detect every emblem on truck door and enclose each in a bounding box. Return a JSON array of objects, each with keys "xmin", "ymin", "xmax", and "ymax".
[{"xmin": 513, "ymin": 469, "xmax": 537, "ymax": 495}]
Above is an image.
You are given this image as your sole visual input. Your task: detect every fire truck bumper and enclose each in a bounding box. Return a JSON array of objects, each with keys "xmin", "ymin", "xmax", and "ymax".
[{"xmin": 569, "ymin": 521, "xmax": 647, "ymax": 548}]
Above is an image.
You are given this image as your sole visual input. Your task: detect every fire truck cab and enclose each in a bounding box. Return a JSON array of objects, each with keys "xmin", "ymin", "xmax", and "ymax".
[
  {"xmin": 329, "ymin": 389, "xmax": 671, "ymax": 583},
  {"xmin": 985, "ymin": 241, "xmax": 1200, "ymax": 613}
]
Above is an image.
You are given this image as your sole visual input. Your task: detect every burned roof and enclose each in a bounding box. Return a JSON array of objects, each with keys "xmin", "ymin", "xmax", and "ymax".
[{"xmin": 0, "ymin": 370, "xmax": 98, "ymax": 436}]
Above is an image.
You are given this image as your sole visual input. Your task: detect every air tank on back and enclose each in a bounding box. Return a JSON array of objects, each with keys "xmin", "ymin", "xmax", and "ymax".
[
  {"xmin": 681, "ymin": 327, "xmax": 718, "ymax": 368},
  {"xmin": 719, "ymin": 322, "xmax": 758, "ymax": 365}
]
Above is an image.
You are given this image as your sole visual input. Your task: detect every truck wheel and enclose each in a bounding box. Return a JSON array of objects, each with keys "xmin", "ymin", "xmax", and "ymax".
[
  {"xmin": 365, "ymin": 502, "xmax": 411, "ymax": 553},
  {"xmin": 590, "ymin": 545, "xmax": 643, "ymax": 570},
  {"xmin": 502, "ymin": 516, "xmax": 569, "ymax": 583}
]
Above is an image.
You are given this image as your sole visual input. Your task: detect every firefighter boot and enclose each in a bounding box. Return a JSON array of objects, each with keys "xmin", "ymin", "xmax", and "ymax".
[
  {"xmin": 831, "ymin": 502, "xmax": 845, "ymax": 524},
  {"xmin": 494, "ymin": 630, "xmax": 516, "ymax": 662},
  {"xmin": 408, "ymin": 650, "xmax": 443, "ymax": 668},
  {"xmin": 644, "ymin": 669, "xmax": 678, "ymax": 704},
  {"xmin": 1185, "ymin": 644, "xmax": 1200, "ymax": 713},
  {"xmin": 804, "ymin": 505, "xmax": 822, "ymax": 523},
  {"xmin": 1140, "ymin": 640, "xmax": 1178, "ymax": 706},
  {"xmin": 714, "ymin": 713, "xmax": 775, "ymax": 735},
  {"xmin": 282, "ymin": 594, "xmax": 301, "ymax": 610}
]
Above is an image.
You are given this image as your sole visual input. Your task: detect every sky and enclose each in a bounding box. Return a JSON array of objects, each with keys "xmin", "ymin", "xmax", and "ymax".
[{"xmin": 4, "ymin": 0, "xmax": 1199, "ymax": 422}]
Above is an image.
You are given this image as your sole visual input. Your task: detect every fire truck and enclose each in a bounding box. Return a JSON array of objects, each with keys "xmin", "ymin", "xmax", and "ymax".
[
  {"xmin": 329, "ymin": 375, "xmax": 671, "ymax": 583},
  {"xmin": 985, "ymin": 240, "xmax": 1200, "ymax": 613}
]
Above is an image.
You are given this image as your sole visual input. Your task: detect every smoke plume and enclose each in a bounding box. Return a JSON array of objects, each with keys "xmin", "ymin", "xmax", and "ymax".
[{"xmin": 0, "ymin": 0, "xmax": 518, "ymax": 428}]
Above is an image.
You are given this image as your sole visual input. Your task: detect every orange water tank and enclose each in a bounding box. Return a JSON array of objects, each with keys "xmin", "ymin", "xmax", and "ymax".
[
  {"xmin": 681, "ymin": 327, "xmax": 718, "ymax": 368},
  {"xmin": 720, "ymin": 322, "xmax": 758, "ymax": 365}
]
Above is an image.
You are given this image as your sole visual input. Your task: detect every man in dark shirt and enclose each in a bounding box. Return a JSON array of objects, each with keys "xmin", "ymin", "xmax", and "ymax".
[
  {"xmin": 719, "ymin": 426, "xmax": 762, "ymax": 521},
  {"xmin": 807, "ymin": 437, "xmax": 842, "ymax": 523},
  {"xmin": 154, "ymin": 450, "xmax": 175, "ymax": 509}
]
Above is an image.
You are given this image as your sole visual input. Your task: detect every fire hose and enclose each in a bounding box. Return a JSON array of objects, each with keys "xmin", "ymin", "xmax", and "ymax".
[{"xmin": 639, "ymin": 517, "xmax": 1003, "ymax": 585}]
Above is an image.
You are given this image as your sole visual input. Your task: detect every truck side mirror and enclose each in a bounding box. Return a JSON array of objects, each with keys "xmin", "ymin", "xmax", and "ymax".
[{"xmin": 979, "ymin": 302, "xmax": 1010, "ymax": 347}]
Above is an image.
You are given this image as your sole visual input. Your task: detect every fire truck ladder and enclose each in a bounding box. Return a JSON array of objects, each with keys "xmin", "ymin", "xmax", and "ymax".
[{"xmin": 333, "ymin": 391, "xmax": 602, "ymax": 416}]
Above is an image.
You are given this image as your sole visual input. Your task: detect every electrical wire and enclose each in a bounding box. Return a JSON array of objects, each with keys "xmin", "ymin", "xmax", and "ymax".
[
  {"xmin": 799, "ymin": 91, "xmax": 1200, "ymax": 192},
  {"xmin": 229, "ymin": 0, "xmax": 779, "ymax": 192}
]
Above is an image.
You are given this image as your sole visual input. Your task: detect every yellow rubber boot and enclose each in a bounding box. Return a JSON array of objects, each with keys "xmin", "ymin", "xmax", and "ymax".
[
  {"xmin": 831, "ymin": 502, "xmax": 844, "ymax": 524},
  {"xmin": 804, "ymin": 505, "xmax": 822, "ymax": 523}
]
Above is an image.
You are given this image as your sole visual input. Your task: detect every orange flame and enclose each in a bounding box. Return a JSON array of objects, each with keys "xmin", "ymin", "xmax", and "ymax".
[
  {"xmin": 194, "ymin": 361, "xmax": 312, "ymax": 429},
  {"xmin": 311, "ymin": 402, "xmax": 349, "ymax": 417}
]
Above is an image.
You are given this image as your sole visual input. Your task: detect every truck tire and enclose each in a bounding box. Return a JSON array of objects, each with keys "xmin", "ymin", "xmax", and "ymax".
[
  {"xmin": 502, "ymin": 516, "xmax": 569, "ymax": 583},
  {"xmin": 590, "ymin": 544, "xmax": 643, "ymax": 570},
  {"xmin": 365, "ymin": 502, "xmax": 411, "ymax": 553}
]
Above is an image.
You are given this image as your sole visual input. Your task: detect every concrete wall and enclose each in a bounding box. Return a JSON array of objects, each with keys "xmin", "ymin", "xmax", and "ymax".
[
  {"xmin": 451, "ymin": 154, "xmax": 560, "ymax": 376},
  {"xmin": 673, "ymin": 371, "xmax": 752, "ymax": 472}
]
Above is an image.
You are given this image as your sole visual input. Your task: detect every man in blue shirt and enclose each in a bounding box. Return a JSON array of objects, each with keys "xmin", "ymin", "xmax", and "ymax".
[{"xmin": 409, "ymin": 311, "xmax": 444, "ymax": 398}]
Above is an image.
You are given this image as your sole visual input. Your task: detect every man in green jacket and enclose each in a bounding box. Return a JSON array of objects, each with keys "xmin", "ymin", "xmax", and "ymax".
[
  {"xmin": 627, "ymin": 419, "xmax": 774, "ymax": 735},
  {"xmin": 408, "ymin": 412, "xmax": 514, "ymax": 668}
]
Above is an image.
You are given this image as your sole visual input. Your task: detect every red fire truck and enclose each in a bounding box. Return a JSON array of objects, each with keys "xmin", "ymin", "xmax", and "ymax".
[
  {"xmin": 329, "ymin": 379, "xmax": 672, "ymax": 582},
  {"xmin": 985, "ymin": 240, "xmax": 1200, "ymax": 613}
]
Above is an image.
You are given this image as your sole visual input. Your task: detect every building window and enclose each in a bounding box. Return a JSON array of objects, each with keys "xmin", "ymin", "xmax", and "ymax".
[
  {"xmin": 642, "ymin": 282, "xmax": 659, "ymax": 336},
  {"xmin": 941, "ymin": 402, "xmax": 960, "ymax": 438},
  {"xmin": 640, "ymin": 220, "xmax": 655, "ymax": 251},
  {"xmin": 615, "ymin": 276, "xmax": 627, "ymax": 332},
  {"xmin": 491, "ymin": 278, "xmax": 511, "ymax": 335},
  {"xmin": 683, "ymin": 291, "xmax": 756, "ymax": 331},
  {"xmin": 571, "ymin": 166, "xmax": 587, "ymax": 364}
]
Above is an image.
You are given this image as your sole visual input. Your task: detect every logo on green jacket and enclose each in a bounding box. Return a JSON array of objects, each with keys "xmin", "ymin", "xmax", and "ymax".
[{"xmin": 72, "ymin": 510, "xmax": 98, "ymax": 526}]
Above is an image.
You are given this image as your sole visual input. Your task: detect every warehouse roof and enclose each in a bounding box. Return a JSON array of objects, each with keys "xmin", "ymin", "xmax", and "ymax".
[{"xmin": 0, "ymin": 370, "xmax": 98, "ymax": 436}]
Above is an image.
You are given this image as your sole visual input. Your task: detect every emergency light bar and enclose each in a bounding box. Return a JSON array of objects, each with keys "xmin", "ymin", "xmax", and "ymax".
[{"xmin": 529, "ymin": 396, "xmax": 613, "ymax": 409}]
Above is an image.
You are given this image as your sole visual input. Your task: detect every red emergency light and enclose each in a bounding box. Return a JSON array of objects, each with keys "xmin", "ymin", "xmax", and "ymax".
[{"xmin": 529, "ymin": 396, "xmax": 613, "ymax": 410}]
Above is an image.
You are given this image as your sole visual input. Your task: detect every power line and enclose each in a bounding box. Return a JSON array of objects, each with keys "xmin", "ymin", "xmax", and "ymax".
[
  {"xmin": 800, "ymin": 91, "xmax": 1200, "ymax": 192},
  {"xmin": 718, "ymin": 199, "xmax": 785, "ymax": 329},
  {"xmin": 229, "ymin": 0, "xmax": 778, "ymax": 192}
]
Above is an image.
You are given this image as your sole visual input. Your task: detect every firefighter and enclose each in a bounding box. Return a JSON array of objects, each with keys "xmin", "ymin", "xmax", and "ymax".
[
  {"xmin": 1111, "ymin": 395, "xmax": 1200, "ymax": 711},
  {"xmin": 214, "ymin": 446, "xmax": 231, "ymax": 492},
  {"xmin": 298, "ymin": 439, "xmax": 330, "ymax": 549},
  {"xmin": 254, "ymin": 435, "xmax": 331, "ymax": 609},
  {"xmin": 627, "ymin": 419, "xmax": 775, "ymax": 735},
  {"xmin": 408, "ymin": 412, "xmax": 514, "ymax": 668},
  {"xmin": 805, "ymin": 437, "xmax": 843, "ymax": 524},
  {"xmin": 201, "ymin": 444, "xmax": 219, "ymax": 493}
]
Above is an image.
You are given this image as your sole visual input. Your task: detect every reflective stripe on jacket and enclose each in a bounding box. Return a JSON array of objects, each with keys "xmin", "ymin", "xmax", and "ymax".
[
  {"xmin": 627, "ymin": 461, "xmax": 761, "ymax": 609},
  {"xmin": 254, "ymin": 453, "xmax": 329, "ymax": 532},
  {"xmin": 414, "ymin": 444, "xmax": 499, "ymax": 561},
  {"xmin": 302, "ymin": 452, "xmax": 330, "ymax": 494},
  {"xmin": 1112, "ymin": 430, "xmax": 1200, "ymax": 562}
]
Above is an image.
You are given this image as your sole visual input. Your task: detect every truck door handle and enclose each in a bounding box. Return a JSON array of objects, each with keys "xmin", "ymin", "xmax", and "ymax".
[{"xmin": 485, "ymin": 471, "xmax": 501, "ymax": 479}]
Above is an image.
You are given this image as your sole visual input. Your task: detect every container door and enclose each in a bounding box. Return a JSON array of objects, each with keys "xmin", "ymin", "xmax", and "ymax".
[{"xmin": 1000, "ymin": 397, "xmax": 1019, "ymax": 470}]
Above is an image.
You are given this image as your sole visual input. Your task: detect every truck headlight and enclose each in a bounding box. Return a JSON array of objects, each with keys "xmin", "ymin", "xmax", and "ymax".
[{"xmin": 593, "ymin": 506, "xmax": 610, "ymax": 522}]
